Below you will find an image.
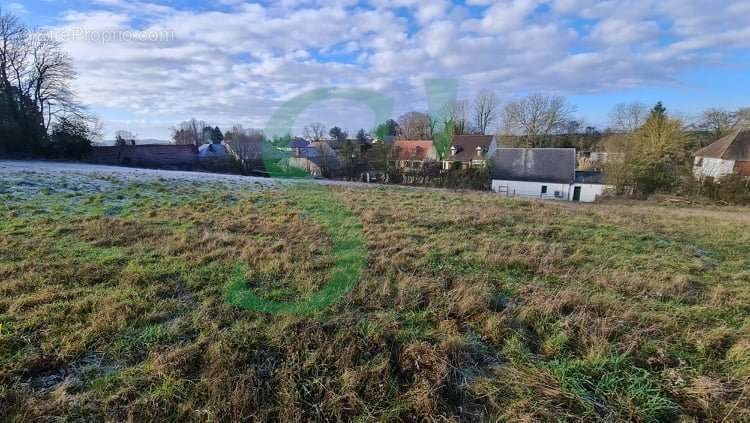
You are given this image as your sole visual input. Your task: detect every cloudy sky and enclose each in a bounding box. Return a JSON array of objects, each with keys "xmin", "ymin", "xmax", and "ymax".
[{"xmin": 8, "ymin": 0, "xmax": 750, "ymax": 139}]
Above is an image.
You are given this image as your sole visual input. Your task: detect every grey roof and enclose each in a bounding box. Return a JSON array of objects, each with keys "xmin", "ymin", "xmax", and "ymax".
[
  {"xmin": 294, "ymin": 142, "xmax": 341, "ymax": 168},
  {"xmin": 290, "ymin": 138, "xmax": 310, "ymax": 148},
  {"xmin": 575, "ymin": 171, "xmax": 605, "ymax": 184},
  {"xmin": 694, "ymin": 127, "xmax": 750, "ymax": 160},
  {"xmin": 490, "ymin": 148, "xmax": 576, "ymax": 183},
  {"xmin": 198, "ymin": 143, "xmax": 229, "ymax": 157}
]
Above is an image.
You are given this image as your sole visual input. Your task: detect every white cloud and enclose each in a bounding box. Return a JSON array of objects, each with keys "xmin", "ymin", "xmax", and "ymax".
[
  {"xmin": 30, "ymin": 0, "xmax": 750, "ymax": 138},
  {"xmin": 465, "ymin": 0, "xmax": 541, "ymax": 33},
  {"xmin": 5, "ymin": 2, "xmax": 28, "ymax": 16},
  {"xmin": 589, "ymin": 18, "xmax": 660, "ymax": 45}
]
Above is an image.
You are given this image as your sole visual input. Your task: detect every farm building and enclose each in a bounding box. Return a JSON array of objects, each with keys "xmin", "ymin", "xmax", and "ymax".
[
  {"xmin": 443, "ymin": 135, "xmax": 497, "ymax": 169},
  {"xmin": 490, "ymin": 148, "xmax": 611, "ymax": 203},
  {"xmin": 693, "ymin": 127, "xmax": 750, "ymax": 179},
  {"xmin": 89, "ymin": 144, "xmax": 198, "ymax": 168}
]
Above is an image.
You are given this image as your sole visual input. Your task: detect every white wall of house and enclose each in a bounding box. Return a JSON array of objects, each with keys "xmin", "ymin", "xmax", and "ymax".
[
  {"xmin": 491, "ymin": 179, "xmax": 611, "ymax": 203},
  {"xmin": 573, "ymin": 183, "xmax": 610, "ymax": 203},
  {"xmin": 492, "ymin": 180, "xmax": 571, "ymax": 200},
  {"xmin": 693, "ymin": 156, "xmax": 736, "ymax": 179}
]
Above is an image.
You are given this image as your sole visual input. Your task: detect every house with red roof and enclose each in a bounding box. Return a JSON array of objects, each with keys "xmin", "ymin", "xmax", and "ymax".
[{"xmin": 390, "ymin": 140, "xmax": 438, "ymax": 168}]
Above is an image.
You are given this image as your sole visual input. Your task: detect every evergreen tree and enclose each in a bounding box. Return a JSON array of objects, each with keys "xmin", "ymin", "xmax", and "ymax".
[
  {"xmin": 49, "ymin": 116, "xmax": 94, "ymax": 159},
  {"xmin": 0, "ymin": 87, "xmax": 47, "ymax": 155},
  {"xmin": 212, "ymin": 126, "xmax": 224, "ymax": 144},
  {"xmin": 649, "ymin": 102, "xmax": 667, "ymax": 121},
  {"xmin": 356, "ymin": 128, "xmax": 368, "ymax": 144},
  {"xmin": 374, "ymin": 119, "xmax": 399, "ymax": 141},
  {"xmin": 605, "ymin": 102, "xmax": 694, "ymax": 197},
  {"xmin": 329, "ymin": 126, "xmax": 347, "ymax": 143}
]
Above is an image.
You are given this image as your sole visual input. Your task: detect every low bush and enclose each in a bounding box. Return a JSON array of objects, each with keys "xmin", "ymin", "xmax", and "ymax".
[{"xmin": 680, "ymin": 174, "xmax": 750, "ymax": 205}]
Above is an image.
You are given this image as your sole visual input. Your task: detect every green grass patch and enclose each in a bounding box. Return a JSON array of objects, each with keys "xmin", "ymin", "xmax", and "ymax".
[{"xmin": 226, "ymin": 185, "xmax": 367, "ymax": 315}]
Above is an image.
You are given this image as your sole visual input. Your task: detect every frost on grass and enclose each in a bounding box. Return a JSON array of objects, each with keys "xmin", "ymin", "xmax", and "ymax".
[
  {"xmin": 1, "ymin": 161, "xmax": 749, "ymax": 421},
  {"xmin": 30, "ymin": 353, "xmax": 122, "ymax": 394},
  {"xmin": 0, "ymin": 165, "xmax": 275, "ymax": 220}
]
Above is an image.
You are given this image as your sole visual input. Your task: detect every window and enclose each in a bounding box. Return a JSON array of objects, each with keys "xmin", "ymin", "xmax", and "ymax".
[{"xmin": 541, "ymin": 185, "xmax": 548, "ymax": 194}]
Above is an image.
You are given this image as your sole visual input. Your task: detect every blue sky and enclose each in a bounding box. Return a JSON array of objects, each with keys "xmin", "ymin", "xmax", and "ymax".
[{"xmin": 5, "ymin": 0, "xmax": 750, "ymax": 139}]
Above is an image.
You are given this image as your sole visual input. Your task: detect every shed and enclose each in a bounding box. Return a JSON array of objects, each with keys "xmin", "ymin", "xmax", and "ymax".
[{"xmin": 490, "ymin": 148, "xmax": 611, "ymax": 202}]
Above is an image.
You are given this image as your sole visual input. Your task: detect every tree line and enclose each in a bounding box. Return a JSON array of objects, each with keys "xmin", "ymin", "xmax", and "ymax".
[
  {"xmin": 166, "ymin": 95, "xmax": 749, "ymax": 201},
  {"xmin": 292, "ymin": 98, "xmax": 749, "ymax": 202},
  {"xmin": 0, "ymin": 9, "xmax": 97, "ymax": 159}
]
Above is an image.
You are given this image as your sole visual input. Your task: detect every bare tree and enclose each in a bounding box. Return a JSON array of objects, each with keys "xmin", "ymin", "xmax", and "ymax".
[
  {"xmin": 698, "ymin": 108, "xmax": 737, "ymax": 136},
  {"xmin": 502, "ymin": 94, "xmax": 576, "ymax": 148},
  {"xmin": 114, "ymin": 129, "xmax": 136, "ymax": 146},
  {"xmin": 0, "ymin": 9, "xmax": 80, "ymax": 146},
  {"xmin": 397, "ymin": 111, "xmax": 432, "ymax": 140},
  {"xmin": 30, "ymin": 34, "xmax": 78, "ymax": 131},
  {"xmin": 437, "ymin": 100, "xmax": 470, "ymax": 135},
  {"xmin": 225, "ymin": 125, "xmax": 263, "ymax": 144},
  {"xmin": 304, "ymin": 122, "xmax": 327, "ymax": 141},
  {"xmin": 472, "ymin": 90, "xmax": 498, "ymax": 135},
  {"xmin": 737, "ymin": 108, "xmax": 750, "ymax": 126},
  {"xmin": 172, "ymin": 118, "xmax": 207, "ymax": 145},
  {"xmin": 609, "ymin": 102, "xmax": 647, "ymax": 133},
  {"xmin": 223, "ymin": 125, "xmax": 264, "ymax": 171},
  {"xmin": 0, "ymin": 11, "xmax": 29, "ymax": 100}
]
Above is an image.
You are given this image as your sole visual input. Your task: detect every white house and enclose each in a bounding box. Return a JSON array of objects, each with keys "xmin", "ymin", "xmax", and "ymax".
[
  {"xmin": 693, "ymin": 128, "xmax": 750, "ymax": 179},
  {"xmin": 490, "ymin": 148, "xmax": 612, "ymax": 203}
]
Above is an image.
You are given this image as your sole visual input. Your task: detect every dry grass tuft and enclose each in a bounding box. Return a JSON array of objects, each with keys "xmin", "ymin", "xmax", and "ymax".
[{"xmin": 1, "ymin": 173, "xmax": 749, "ymax": 421}]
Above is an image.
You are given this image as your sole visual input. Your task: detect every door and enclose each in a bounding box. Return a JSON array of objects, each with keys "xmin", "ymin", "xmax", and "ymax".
[{"xmin": 572, "ymin": 186, "xmax": 582, "ymax": 202}]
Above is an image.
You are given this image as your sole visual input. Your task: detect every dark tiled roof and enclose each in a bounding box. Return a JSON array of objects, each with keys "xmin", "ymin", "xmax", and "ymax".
[
  {"xmin": 90, "ymin": 144, "xmax": 198, "ymax": 167},
  {"xmin": 293, "ymin": 142, "xmax": 341, "ymax": 169},
  {"xmin": 447, "ymin": 135, "xmax": 494, "ymax": 162},
  {"xmin": 695, "ymin": 128, "xmax": 750, "ymax": 160},
  {"xmin": 575, "ymin": 171, "xmax": 605, "ymax": 184},
  {"xmin": 290, "ymin": 138, "xmax": 310, "ymax": 148},
  {"xmin": 490, "ymin": 148, "xmax": 576, "ymax": 183},
  {"xmin": 297, "ymin": 142, "xmax": 336, "ymax": 159}
]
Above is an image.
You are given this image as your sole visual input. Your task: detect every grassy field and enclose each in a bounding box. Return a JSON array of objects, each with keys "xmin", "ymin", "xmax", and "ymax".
[{"xmin": 1, "ymin": 170, "xmax": 749, "ymax": 421}]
